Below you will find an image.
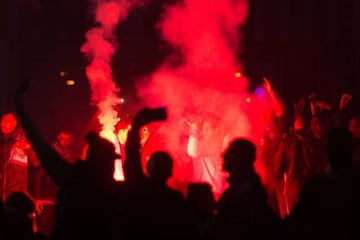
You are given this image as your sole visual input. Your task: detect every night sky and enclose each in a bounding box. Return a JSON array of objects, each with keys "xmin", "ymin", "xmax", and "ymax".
[{"xmin": 0, "ymin": 0, "xmax": 359, "ymax": 152}]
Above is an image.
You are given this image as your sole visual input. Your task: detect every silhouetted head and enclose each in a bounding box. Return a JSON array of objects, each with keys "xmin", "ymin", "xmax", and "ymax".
[
  {"xmin": 85, "ymin": 131, "xmax": 120, "ymax": 179},
  {"xmin": 146, "ymin": 151, "xmax": 173, "ymax": 184},
  {"xmin": 326, "ymin": 128, "xmax": 353, "ymax": 170},
  {"xmin": 223, "ymin": 138, "xmax": 256, "ymax": 182},
  {"xmin": 4, "ymin": 191, "xmax": 37, "ymax": 236}
]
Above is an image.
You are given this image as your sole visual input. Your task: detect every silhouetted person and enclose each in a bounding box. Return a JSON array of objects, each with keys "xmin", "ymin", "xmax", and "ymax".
[
  {"xmin": 278, "ymin": 98, "xmax": 328, "ymax": 216},
  {"xmin": 34, "ymin": 130, "xmax": 75, "ymax": 236},
  {"xmin": 212, "ymin": 138, "xmax": 283, "ymax": 240},
  {"xmin": 146, "ymin": 151, "xmax": 173, "ymax": 184},
  {"xmin": 38, "ymin": 129, "xmax": 75, "ymax": 201},
  {"xmin": 2, "ymin": 191, "xmax": 40, "ymax": 240},
  {"xmin": 286, "ymin": 127, "xmax": 360, "ymax": 240},
  {"xmin": 257, "ymin": 77, "xmax": 288, "ymax": 218},
  {"xmin": 14, "ymin": 79, "xmax": 124, "ymax": 240},
  {"xmin": 186, "ymin": 182, "xmax": 216, "ymax": 240},
  {"xmin": 123, "ymin": 108, "xmax": 195, "ymax": 240}
]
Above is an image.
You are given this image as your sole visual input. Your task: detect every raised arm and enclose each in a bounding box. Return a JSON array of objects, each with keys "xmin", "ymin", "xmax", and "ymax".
[
  {"xmin": 124, "ymin": 107, "xmax": 167, "ymax": 184},
  {"xmin": 339, "ymin": 92, "xmax": 352, "ymax": 111},
  {"xmin": 186, "ymin": 122, "xmax": 200, "ymax": 158},
  {"xmin": 263, "ymin": 77, "xmax": 285, "ymax": 117},
  {"xmin": 335, "ymin": 92, "xmax": 353, "ymax": 127},
  {"xmin": 14, "ymin": 78, "xmax": 71, "ymax": 186}
]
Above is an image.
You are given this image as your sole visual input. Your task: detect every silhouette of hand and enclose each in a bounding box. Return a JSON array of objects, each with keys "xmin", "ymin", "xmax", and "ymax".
[
  {"xmin": 132, "ymin": 107, "xmax": 167, "ymax": 129},
  {"xmin": 339, "ymin": 92, "xmax": 352, "ymax": 110}
]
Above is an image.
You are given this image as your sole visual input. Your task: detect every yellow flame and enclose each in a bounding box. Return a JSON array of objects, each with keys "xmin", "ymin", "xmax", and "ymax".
[
  {"xmin": 117, "ymin": 125, "xmax": 131, "ymax": 145},
  {"xmin": 100, "ymin": 129, "xmax": 125, "ymax": 181}
]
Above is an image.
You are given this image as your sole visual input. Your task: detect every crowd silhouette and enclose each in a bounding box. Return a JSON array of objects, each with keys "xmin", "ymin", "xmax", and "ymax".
[{"xmin": 0, "ymin": 77, "xmax": 359, "ymax": 240}]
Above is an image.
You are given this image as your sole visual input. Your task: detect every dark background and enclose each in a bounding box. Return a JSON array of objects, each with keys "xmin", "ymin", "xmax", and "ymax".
[{"xmin": 0, "ymin": 0, "xmax": 359, "ymax": 152}]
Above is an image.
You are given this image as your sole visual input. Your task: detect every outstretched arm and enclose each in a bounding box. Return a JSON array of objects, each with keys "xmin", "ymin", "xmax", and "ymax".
[{"xmin": 14, "ymin": 78, "xmax": 71, "ymax": 186}]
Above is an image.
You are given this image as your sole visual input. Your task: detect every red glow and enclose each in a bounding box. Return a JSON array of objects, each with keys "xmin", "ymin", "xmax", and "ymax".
[
  {"xmin": 81, "ymin": 2, "xmax": 121, "ymax": 139},
  {"xmin": 80, "ymin": 0, "xmax": 275, "ymax": 194},
  {"xmin": 81, "ymin": 1, "xmax": 146, "ymax": 181},
  {"xmin": 117, "ymin": 125, "xmax": 131, "ymax": 145},
  {"xmin": 134, "ymin": 0, "xmax": 274, "ymax": 199}
]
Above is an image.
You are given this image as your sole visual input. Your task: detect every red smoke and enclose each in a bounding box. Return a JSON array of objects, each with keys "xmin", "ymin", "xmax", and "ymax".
[
  {"xmin": 136, "ymin": 0, "xmax": 271, "ymax": 198},
  {"xmin": 81, "ymin": 0, "xmax": 145, "ymax": 181},
  {"xmin": 139, "ymin": 0, "xmax": 252, "ymax": 139}
]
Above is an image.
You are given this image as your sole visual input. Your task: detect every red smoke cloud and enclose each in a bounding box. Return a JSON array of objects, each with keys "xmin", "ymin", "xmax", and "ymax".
[
  {"xmin": 139, "ymin": 0, "xmax": 251, "ymax": 130},
  {"xmin": 138, "ymin": 0, "xmax": 252, "ymax": 139},
  {"xmin": 136, "ymin": 0, "xmax": 271, "ymax": 197}
]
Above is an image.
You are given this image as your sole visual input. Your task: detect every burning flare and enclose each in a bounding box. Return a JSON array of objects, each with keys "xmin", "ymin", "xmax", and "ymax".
[{"xmin": 81, "ymin": 0, "xmax": 145, "ymax": 181}]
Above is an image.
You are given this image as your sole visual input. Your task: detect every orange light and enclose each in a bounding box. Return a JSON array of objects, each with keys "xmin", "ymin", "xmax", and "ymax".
[
  {"xmin": 59, "ymin": 71, "xmax": 66, "ymax": 77},
  {"xmin": 235, "ymin": 72, "xmax": 242, "ymax": 78},
  {"xmin": 66, "ymin": 80, "xmax": 75, "ymax": 86},
  {"xmin": 246, "ymin": 97, "xmax": 251, "ymax": 103}
]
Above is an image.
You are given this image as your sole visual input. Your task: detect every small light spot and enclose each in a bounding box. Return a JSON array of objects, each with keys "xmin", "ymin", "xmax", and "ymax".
[
  {"xmin": 235, "ymin": 72, "xmax": 242, "ymax": 78},
  {"xmin": 66, "ymin": 80, "xmax": 75, "ymax": 86},
  {"xmin": 59, "ymin": 71, "xmax": 67, "ymax": 77}
]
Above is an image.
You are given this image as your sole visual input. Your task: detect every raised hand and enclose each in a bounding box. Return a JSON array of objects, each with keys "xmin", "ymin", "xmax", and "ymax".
[
  {"xmin": 339, "ymin": 92, "xmax": 352, "ymax": 110},
  {"xmin": 262, "ymin": 77, "xmax": 273, "ymax": 94},
  {"xmin": 263, "ymin": 77, "xmax": 285, "ymax": 116},
  {"xmin": 132, "ymin": 107, "xmax": 167, "ymax": 129}
]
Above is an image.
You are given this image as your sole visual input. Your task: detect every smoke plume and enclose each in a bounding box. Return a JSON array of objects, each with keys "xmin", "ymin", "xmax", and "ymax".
[
  {"xmin": 136, "ymin": 0, "xmax": 260, "ymax": 197},
  {"xmin": 81, "ymin": 0, "xmax": 144, "ymax": 140},
  {"xmin": 81, "ymin": 0, "xmax": 146, "ymax": 181}
]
